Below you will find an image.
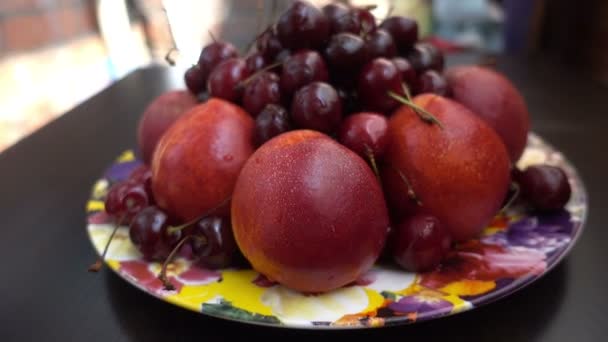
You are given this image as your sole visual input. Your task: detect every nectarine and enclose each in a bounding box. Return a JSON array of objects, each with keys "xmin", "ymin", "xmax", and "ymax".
[
  {"xmin": 151, "ymin": 98, "xmax": 255, "ymax": 222},
  {"xmin": 382, "ymin": 94, "xmax": 511, "ymax": 241},
  {"xmin": 231, "ymin": 130, "xmax": 389, "ymax": 292}
]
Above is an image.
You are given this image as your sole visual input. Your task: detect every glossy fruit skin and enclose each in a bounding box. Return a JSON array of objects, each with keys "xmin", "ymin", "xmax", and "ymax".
[
  {"xmin": 382, "ymin": 94, "xmax": 511, "ymax": 241},
  {"xmin": 365, "ymin": 29, "xmax": 397, "ymax": 59},
  {"xmin": 325, "ymin": 33, "xmax": 369, "ymax": 72},
  {"xmin": 405, "ymin": 43, "xmax": 444, "ymax": 73},
  {"xmin": 322, "ymin": 3, "xmax": 360, "ymax": 34},
  {"xmin": 198, "ymin": 42, "xmax": 239, "ymax": 83},
  {"xmin": 391, "ymin": 57, "xmax": 417, "ymax": 87},
  {"xmin": 291, "ymin": 82, "xmax": 342, "ymax": 133},
  {"xmin": 415, "ymin": 70, "xmax": 448, "ymax": 96},
  {"xmin": 358, "ymin": 58, "xmax": 404, "ymax": 114},
  {"xmin": 257, "ymin": 28, "xmax": 283, "ymax": 60},
  {"xmin": 517, "ymin": 165, "xmax": 571, "ymax": 211},
  {"xmin": 104, "ymin": 181, "xmax": 149, "ymax": 220},
  {"xmin": 207, "ymin": 58, "xmax": 250, "ymax": 103},
  {"xmin": 129, "ymin": 206, "xmax": 181, "ymax": 261},
  {"xmin": 137, "ymin": 90, "xmax": 198, "ymax": 165},
  {"xmin": 184, "ymin": 65, "xmax": 206, "ymax": 94},
  {"xmin": 243, "ymin": 72, "xmax": 281, "ymax": 117},
  {"xmin": 151, "ymin": 98, "xmax": 255, "ymax": 222},
  {"xmin": 354, "ymin": 7, "xmax": 376, "ymax": 34},
  {"xmin": 379, "ymin": 16, "xmax": 418, "ymax": 51},
  {"xmin": 276, "ymin": 1, "xmax": 330, "ymax": 51},
  {"xmin": 190, "ymin": 216, "xmax": 236, "ymax": 269},
  {"xmin": 392, "ymin": 214, "xmax": 451, "ymax": 272},
  {"xmin": 231, "ymin": 130, "xmax": 389, "ymax": 292},
  {"xmin": 255, "ymin": 104, "xmax": 291, "ymax": 146},
  {"xmin": 244, "ymin": 52, "xmax": 267, "ymax": 73},
  {"xmin": 338, "ymin": 112, "xmax": 388, "ymax": 160},
  {"xmin": 280, "ymin": 50, "xmax": 328, "ymax": 97},
  {"xmin": 446, "ymin": 65, "xmax": 530, "ymax": 162}
]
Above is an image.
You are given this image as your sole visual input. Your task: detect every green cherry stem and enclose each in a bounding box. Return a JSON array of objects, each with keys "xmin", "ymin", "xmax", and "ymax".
[
  {"xmin": 388, "ymin": 91, "xmax": 444, "ymax": 129},
  {"xmin": 167, "ymin": 196, "xmax": 231, "ymax": 235},
  {"xmin": 88, "ymin": 214, "xmax": 126, "ymax": 272}
]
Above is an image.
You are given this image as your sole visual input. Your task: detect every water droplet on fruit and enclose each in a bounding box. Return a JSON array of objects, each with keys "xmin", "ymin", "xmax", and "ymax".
[{"xmin": 224, "ymin": 155, "xmax": 234, "ymax": 161}]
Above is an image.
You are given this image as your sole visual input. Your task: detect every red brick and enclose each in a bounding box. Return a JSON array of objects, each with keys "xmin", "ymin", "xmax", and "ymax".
[
  {"xmin": 55, "ymin": 7, "xmax": 82, "ymax": 39},
  {"xmin": 0, "ymin": 12, "xmax": 62, "ymax": 51},
  {"xmin": 0, "ymin": 0, "xmax": 55, "ymax": 13}
]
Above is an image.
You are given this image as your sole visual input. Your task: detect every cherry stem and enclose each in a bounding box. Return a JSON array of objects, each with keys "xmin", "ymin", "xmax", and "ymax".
[
  {"xmin": 237, "ymin": 62, "xmax": 282, "ymax": 88},
  {"xmin": 500, "ymin": 182, "xmax": 520, "ymax": 214},
  {"xmin": 88, "ymin": 214, "xmax": 125, "ymax": 272},
  {"xmin": 208, "ymin": 30, "xmax": 218, "ymax": 43},
  {"xmin": 391, "ymin": 165, "xmax": 422, "ymax": 206},
  {"xmin": 158, "ymin": 235, "xmax": 192, "ymax": 290},
  {"xmin": 164, "ymin": 47, "xmax": 178, "ymax": 66},
  {"xmin": 401, "ymin": 83, "xmax": 412, "ymax": 101},
  {"xmin": 364, "ymin": 145, "xmax": 381, "ymax": 181},
  {"xmin": 388, "ymin": 91, "xmax": 445, "ymax": 129},
  {"xmin": 167, "ymin": 196, "xmax": 231, "ymax": 235}
]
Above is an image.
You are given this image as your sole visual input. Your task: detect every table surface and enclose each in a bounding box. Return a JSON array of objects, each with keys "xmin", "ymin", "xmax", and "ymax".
[{"xmin": 1, "ymin": 56, "xmax": 607, "ymax": 341}]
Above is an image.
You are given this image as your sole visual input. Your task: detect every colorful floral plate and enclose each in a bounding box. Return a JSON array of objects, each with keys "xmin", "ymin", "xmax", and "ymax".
[{"xmin": 86, "ymin": 133, "xmax": 587, "ymax": 329}]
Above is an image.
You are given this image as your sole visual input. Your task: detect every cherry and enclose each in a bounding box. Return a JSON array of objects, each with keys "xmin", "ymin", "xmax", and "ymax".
[
  {"xmin": 354, "ymin": 7, "xmax": 376, "ymax": 35},
  {"xmin": 245, "ymin": 52, "xmax": 267, "ymax": 74},
  {"xmin": 255, "ymin": 104, "xmax": 291, "ymax": 146},
  {"xmin": 207, "ymin": 58, "xmax": 250, "ymax": 103},
  {"xmin": 358, "ymin": 58, "xmax": 404, "ymax": 114},
  {"xmin": 291, "ymin": 82, "xmax": 342, "ymax": 133},
  {"xmin": 190, "ymin": 216, "xmax": 236, "ymax": 269},
  {"xmin": 184, "ymin": 65, "xmax": 206, "ymax": 94},
  {"xmin": 129, "ymin": 206, "xmax": 182, "ymax": 261},
  {"xmin": 104, "ymin": 181, "xmax": 149, "ymax": 220},
  {"xmin": 277, "ymin": 1, "xmax": 330, "ymax": 51},
  {"xmin": 256, "ymin": 27, "xmax": 283, "ymax": 60},
  {"xmin": 391, "ymin": 57, "xmax": 417, "ymax": 89},
  {"xmin": 365, "ymin": 29, "xmax": 397, "ymax": 59},
  {"xmin": 338, "ymin": 112, "xmax": 389, "ymax": 161},
  {"xmin": 280, "ymin": 50, "xmax": 328, "ymax": 97},
  {"xmin": 516, "ymin": 165, "xmax": 572, "ymax": 211},
  {"xmin": 392, "ymin": 214, "xmax": 452, "ymax": 272},
  {"xmin": 415, "ymin": 70, "xmax": 448, "ymax": 96},
  {"xmin": 405, "ymin": 43, "xmax": 444, "ymax": 73},
  {"xmin": 325, "ymin": 32, "xmax": 369, "ymax": 73},
  {"xmin": 128, "ymin": 165, "xmax": 153, "ymax": 202},
  {"xmin": 379, "ymin": 16, "xmax": 418, "ymax": 52},
  {"xmin": 322, "ymin": 3, "xmax": 360, "ymax": 35},
  {"xmin": 243, "ymin": 71, "xmax": 281, "ymax": 117},
  {"xmin": 198, "ymin": 41, "xmax": 239, "ymax": 83}
]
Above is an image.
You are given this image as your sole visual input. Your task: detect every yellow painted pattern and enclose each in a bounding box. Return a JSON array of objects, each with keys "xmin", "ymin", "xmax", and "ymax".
[{"xmin": 166, "ymin": 270, "xmax": 273, "ymax": 315}]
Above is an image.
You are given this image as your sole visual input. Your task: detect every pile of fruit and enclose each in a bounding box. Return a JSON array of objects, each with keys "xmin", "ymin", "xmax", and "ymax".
[{"xmin": 90, "ymin": 1, "xmax": 572, "ymax": 293}]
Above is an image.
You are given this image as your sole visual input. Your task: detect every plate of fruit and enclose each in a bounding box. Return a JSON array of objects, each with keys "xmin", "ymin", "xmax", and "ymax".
[{"xmin": 86, "ymin": 1, "xmax": 587, "ymax": 329}]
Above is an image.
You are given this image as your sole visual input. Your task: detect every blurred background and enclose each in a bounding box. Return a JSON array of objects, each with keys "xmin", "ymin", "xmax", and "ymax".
[{"xmin": 0, "ymin": 0, "xmax": 606, "ymax": 152}]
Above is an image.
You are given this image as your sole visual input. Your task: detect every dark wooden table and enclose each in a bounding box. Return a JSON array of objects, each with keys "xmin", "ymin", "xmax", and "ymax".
[{"xmin": 1, "ymin": 56, "xmax": 607, "ymax": 341}]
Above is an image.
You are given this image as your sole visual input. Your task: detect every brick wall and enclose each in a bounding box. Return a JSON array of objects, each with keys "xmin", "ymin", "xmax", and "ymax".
[{"xmin": 0, "ymin": 0, "xmax": 98, "ymax": 55}]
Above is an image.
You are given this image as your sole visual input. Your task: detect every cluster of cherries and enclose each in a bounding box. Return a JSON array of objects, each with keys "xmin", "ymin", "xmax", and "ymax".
[
  {"xmin": 184, "ymin": 1, "xmax": 446, "ymax": 148},
  {"xmin": 89, "ymin": 165, "xmax": 238, "ymax": 289},
  {"xmin": 91, "ymin": 1, "xmax": 573, "ymax": 279}
]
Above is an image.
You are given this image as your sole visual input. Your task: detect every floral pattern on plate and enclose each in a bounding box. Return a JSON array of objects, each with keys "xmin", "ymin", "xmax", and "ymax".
[{"xmin": 86, "ymin": 134, "xmax": 587, "ymax": 329}]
